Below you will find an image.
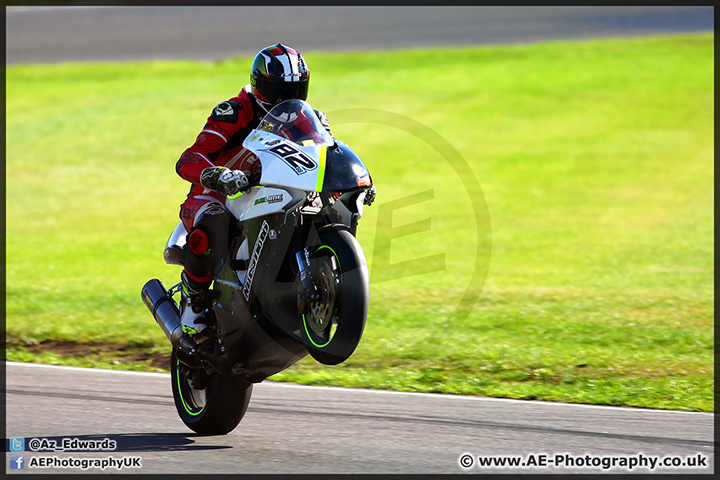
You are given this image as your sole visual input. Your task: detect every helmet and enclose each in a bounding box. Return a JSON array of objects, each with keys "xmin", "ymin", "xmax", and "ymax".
[{"xmin": 250, "ymin": 44, "xmax": 310, "ymax": 112}]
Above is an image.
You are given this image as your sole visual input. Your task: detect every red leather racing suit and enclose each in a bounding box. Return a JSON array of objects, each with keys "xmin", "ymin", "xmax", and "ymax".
[{"xmin": 176, "ymin": 84, "xmax": 264, "ymax": 234}]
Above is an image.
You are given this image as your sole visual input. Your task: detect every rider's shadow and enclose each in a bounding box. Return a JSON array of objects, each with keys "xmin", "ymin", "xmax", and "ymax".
[
  {"xmin": 112, "ymin": 433, "xmax": 233, "ymax": 452},
  {"xmin": 6, "ymin": 433, "xmax": 232, "ymax": 452}
]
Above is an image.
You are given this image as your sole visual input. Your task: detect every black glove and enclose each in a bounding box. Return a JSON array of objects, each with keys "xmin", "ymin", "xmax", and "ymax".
[
  {"xmin": 200, "ymin": 166, "xmax": 250, "ymax": 197},
  {"xmin": 363, "ymin": 184, "xmax": 376, "ymax": 206}
]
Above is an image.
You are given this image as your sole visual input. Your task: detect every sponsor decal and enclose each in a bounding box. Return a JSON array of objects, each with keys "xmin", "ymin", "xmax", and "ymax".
[
  {"xmin": 215, "ymin": 102, "xmax": 234, "ymax": 116},
  {"xmin": 254, "ymin": 194, "xmax": 284, "ymax": 206},
  {"xmin": 219, "ymin": 171, "xmax": 235, "ymax": 183},
  {"xmin": 203, "ymin": 205, "xmax": 226, "ymax": 216},
  {"xmin": 141, "ymin": 289, "xmax": 154, "ymax": 310},
  {"xmin": 259, "ymin": 120, "xmax": 275, "ymax": 132},
  {"xmin": 243, "ymin": 221, "xmax": 270, "ymax": 301},
  {"xmin": 356, "ymin": 174, "xmax": 372, "ymax": 187},
  {"xmin": 211, "ymin": 101, "xmax": 241, "ymax": 122},
  {"xmin": 248, "ymin": 133, "xmax": 261, "ymax": 142}
]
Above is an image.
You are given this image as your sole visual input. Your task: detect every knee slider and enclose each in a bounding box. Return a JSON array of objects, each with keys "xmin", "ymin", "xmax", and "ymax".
[{"xmin": 187, "ymin": 227, "xmax": 211, "ymax": 256}]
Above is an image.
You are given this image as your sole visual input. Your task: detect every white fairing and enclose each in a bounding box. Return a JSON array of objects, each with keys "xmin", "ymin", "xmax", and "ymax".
[
  {"xmin": 224, "ymin": 185, "xmax": 304, "ymax": 223},
  {"xmin": 230, "ymin": 121, "xmax": 327, "ymax": 222},
  {"xmin": 243, "ymin": 131, "xmax": 323, "ymax": 192}
]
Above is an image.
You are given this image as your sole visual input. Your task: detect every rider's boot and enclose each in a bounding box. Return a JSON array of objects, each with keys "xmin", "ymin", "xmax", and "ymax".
[{"xmin": 179, "ymin": 270, "xmax": 213, "ymax": 343}]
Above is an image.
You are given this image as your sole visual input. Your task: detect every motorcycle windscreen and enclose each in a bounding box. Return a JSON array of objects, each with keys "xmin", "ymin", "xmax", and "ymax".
[
  {"xmin": 318, "ymin": 141, "xmax": 373, "ymax": 193},
  {"xmin": 253, "ymin": 99, "xmax": 335, "ymax": 148},
  {"xmin": 243, "ymin": 99, "xmax": 371, "ymax": 193}
]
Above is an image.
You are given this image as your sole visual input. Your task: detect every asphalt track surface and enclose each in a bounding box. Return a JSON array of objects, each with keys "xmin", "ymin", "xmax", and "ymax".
[
  {"xmin": 5, "ymin": 363, "xmax": 715, "ymax": 475},
  {"xmin": 5, "ymin": 6, "xmax": 714, "ymax": 64},
  {"xmin": 5, "ymin": 5, "xmax": 715, "ymax": 476}
]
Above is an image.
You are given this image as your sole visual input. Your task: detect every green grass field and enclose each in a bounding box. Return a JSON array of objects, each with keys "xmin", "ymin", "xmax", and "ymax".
[{"xmin": 6, "ymin": 33, "xmax": 714, "ymax": 411}]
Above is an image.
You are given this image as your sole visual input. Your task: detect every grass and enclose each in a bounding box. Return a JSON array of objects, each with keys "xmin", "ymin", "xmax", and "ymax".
[{"xmin": 5, "ymin": 33, "xmax": 714, "ymax": 411}]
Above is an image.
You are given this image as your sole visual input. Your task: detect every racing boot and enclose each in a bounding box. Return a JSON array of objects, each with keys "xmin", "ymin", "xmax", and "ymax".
[{"xmin": 179, "ymin": 270, "xmax": 213, "ymax": 343}]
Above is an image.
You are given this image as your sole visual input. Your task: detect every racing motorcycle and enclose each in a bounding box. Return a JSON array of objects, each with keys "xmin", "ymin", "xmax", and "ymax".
[{"xmin": 141, "ymin": 99, "xmax": 373, "ymax": 435}]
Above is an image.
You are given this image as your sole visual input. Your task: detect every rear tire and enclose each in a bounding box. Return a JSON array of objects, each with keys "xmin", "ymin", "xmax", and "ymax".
[
  {"xmin": 300, "ymin": 228, "xmax": 369, "ymax": 365},
  {"xmin": 171, "ymin": 349, "xmax": 253, "ymax": 435}
]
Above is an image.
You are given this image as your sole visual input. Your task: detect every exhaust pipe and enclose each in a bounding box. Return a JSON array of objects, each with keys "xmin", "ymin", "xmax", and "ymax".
[
  {"xmin": 141, "ymin": 279, "xmax": 184, "ymax": 347},
  {"xmin": 142, "ymin": 279, "xmax": 217, "ymax": 371}
]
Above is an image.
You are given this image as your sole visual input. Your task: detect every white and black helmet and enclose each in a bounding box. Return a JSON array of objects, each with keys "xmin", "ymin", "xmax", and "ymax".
[{"xmin": 250, "ymin": 44, "xmax": 310, "ymax": 112}]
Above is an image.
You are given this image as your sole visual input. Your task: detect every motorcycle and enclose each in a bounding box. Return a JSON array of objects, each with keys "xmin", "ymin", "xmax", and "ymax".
[{"xmin": 141, "ymin": 99, "xmax": 373, "ymax": 435}]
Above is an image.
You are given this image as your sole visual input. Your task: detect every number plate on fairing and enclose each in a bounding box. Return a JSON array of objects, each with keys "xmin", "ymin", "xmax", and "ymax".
[{"xmin": 243, "ymin": 132, "xmax": 324, "ymax": 192}]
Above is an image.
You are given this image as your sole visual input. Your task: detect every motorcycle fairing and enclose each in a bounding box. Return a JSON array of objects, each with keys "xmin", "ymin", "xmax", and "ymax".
[
  {"xmin": 224, "ymin": 185, "xmax": 306, "ymax": 223},
  {"xmin": 322, "ymin": 141, "xmax": 373, "ymax": 193},
  {"xmin": 211, "ymin": 212, "xmax": 309, "ymax": 383},
  {"xmin": 244, "ymin": 131, "xmax": 326, "ymax": 193}
]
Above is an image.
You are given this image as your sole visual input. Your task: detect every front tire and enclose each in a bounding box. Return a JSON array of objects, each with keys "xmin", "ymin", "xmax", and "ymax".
[
  {"xmin": 171, "ymin": 349, "xmax": 253, "ymax": 435},
  {"xmin": 299, "ymin": 228, "xmax": 369, "ymax": 365}
]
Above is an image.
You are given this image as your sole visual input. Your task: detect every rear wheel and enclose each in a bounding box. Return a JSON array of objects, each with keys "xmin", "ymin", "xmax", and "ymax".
[
  {"xmin": 171, "ymin": 349, "xmax": 253, "ymax": 435},
  {"xmin": 299, "ymin": 228, "xmax": 369, "ymax": 365}
]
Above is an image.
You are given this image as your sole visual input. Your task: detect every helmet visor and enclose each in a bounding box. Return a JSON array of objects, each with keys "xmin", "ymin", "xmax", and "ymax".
[{"xmin": 259, "ymin": 77, "xmax": 309, "ymax": 105}]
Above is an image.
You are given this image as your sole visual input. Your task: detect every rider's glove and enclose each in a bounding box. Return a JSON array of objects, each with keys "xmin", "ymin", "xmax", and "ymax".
[
  {"xmin": 363, "ymin": 184, "xmax": 376, "ymax": 206},
  {"xmin": 200, "ymin": 166, "xmax": 250, "ymax": 197}
]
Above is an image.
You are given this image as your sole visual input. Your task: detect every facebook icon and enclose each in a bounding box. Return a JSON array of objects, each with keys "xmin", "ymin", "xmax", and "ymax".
[{"xmin": 10, "ymin": 455, "xmax": 25, "ymax": 470}]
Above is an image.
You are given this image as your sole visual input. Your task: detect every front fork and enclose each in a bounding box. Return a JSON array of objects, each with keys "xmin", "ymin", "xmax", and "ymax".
[{"xmin": 292, "ymin": 223, "xmax": 321, "ymax": 314}]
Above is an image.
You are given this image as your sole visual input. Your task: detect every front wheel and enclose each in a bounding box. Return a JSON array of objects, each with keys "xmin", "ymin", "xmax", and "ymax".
[
  {"xmin": 299, "ymin": 228, "xmax": 369, "ymax": 365},
  {"xmin": 171, "ymin": 349, "xmax": 253, "ymax": 435}
]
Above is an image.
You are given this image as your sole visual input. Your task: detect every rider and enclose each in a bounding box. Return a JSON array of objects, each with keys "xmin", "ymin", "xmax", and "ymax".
[{"xmin": 175, "ymin": 43, "xmax": 331, "ymax": 341}]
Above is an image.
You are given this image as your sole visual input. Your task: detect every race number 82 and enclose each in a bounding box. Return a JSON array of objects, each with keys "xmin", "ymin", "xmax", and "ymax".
[{"xmin": 269, "ymin": 144, "xmax": 318, "ymax": 175}]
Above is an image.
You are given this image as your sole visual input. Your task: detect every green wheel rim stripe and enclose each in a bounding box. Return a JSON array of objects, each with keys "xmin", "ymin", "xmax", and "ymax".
[
  {"xmin": 302, "ymin": 243, "xmax": 342, "ymax": 348},
  {"xmin": 315, "ymin": 245, "xmax": 341, "ymax": 273},
  {"xmin": 177, "ymin": 359, "xmax": 206, "ymax": 416},
  {"xmin": 302, "ymin": 314, "xmax": 333, "ymax": 348},
  {"xmin": 314, "ymin": 145, "xmax": 327, "ymax": 192}
]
